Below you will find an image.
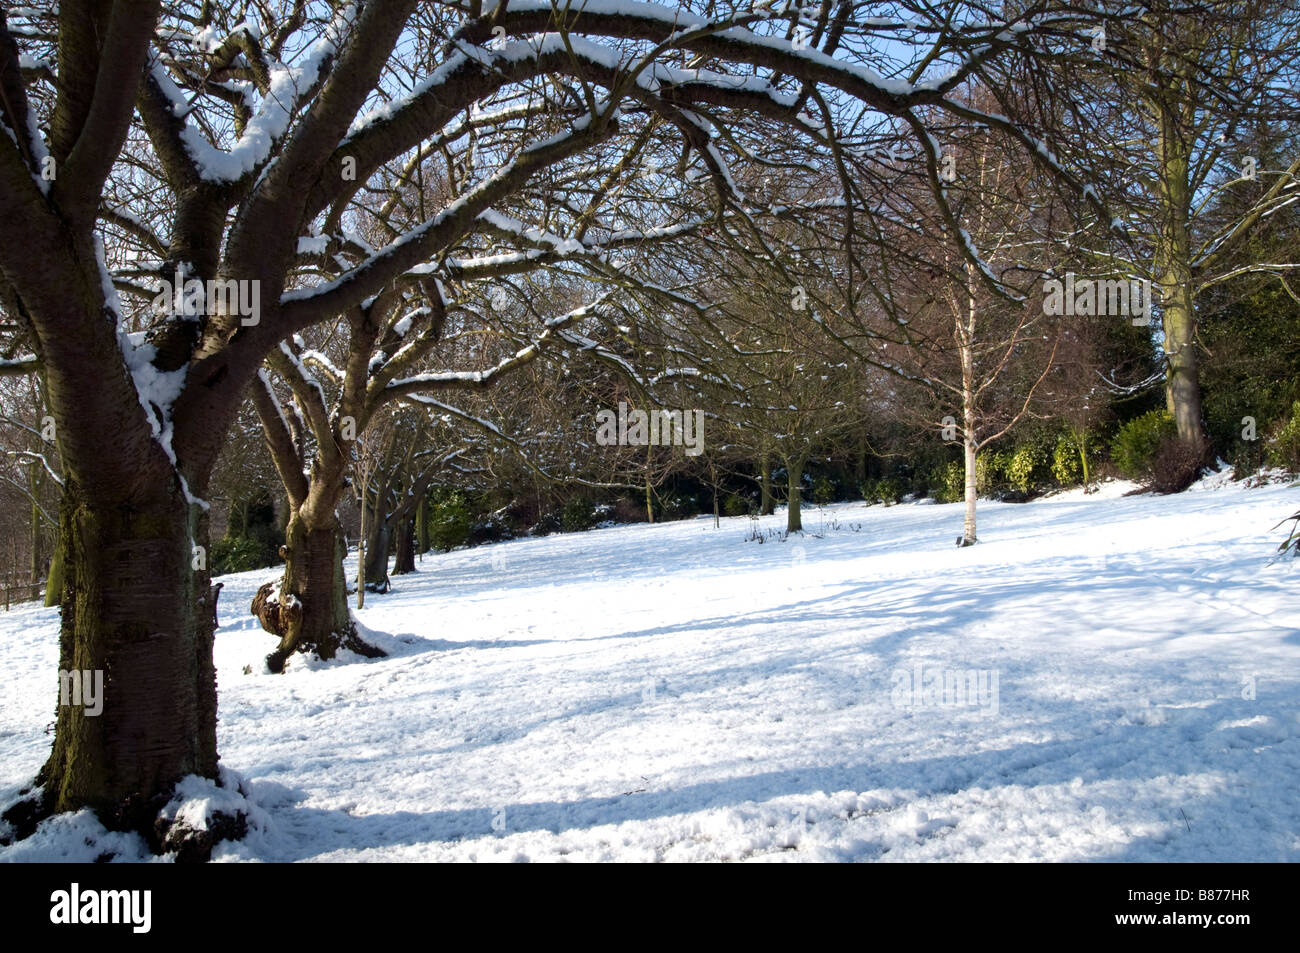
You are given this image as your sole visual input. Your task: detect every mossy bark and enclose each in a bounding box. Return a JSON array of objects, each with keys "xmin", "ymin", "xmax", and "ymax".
[
  {"xmin": 268, "ymin": 516, "xmax": 353, "ymax": 670},
  {"xmin": 1154, "ymin": 90, "xmax": 1207, "ymax": 446},
  {"xmin": 43, "ymin": 536, "xmax": 65, "ymax": 607},
  {"xmin": 36, "ymin": 481, "xmax": 217, "ymax": 829}
]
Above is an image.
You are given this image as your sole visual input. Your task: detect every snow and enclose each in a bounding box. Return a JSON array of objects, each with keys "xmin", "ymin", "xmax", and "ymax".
[
  {"xmin": 153, "ymin": 5, "xmax": 354, "ymax": 183},
  {"xmin": 297, "ymin": 235, "xmax": 330, "ymax": 255},
  {"xmin": 1, "ymin": 478, "xmax": 1298, "ymax": 862},
  {"xmin": 476, "ymin": 0, "xmax": 922, "ymax": 96}
]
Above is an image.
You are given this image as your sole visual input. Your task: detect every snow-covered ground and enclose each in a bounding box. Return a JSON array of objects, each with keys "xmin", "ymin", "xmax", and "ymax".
[{"xmin": 2, "ymin": 476, "xmax": 1298, "ymax": 862}]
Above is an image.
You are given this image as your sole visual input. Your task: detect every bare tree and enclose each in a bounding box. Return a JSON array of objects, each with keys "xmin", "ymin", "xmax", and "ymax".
[{"xmin": 0, "ymin": 1, "xmax": 1136, "ymax": 851}]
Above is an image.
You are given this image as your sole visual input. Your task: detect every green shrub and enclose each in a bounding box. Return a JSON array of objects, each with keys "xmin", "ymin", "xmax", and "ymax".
[
  {"xmin": 1111, "ymin": 410, "xmax": 1177, "ymax": 480},
  {"xmin": 213, "ymin": 492, "xmax": 281, "ymax": 574},
  {"xmin": 863, "ymin": 476, "xmax": 903, "ymax": 504},
  {"xmin": 812, "ymin": 476, "xmax": 835, "ymax": 506},
  {"xmin": 1052, "ymin": 431, "xmax": 1083, "ymax": 486},
  {"xmin": 723, "ymin": 493, "xmax": 751, "ymax": 517},
  {"xmin": 1198, "ymin": 281, "xmax": 1300, "ymax": 468},
  {"xmin": 532, "ymin": 510, "xmax": 563, "ymax": 536},
  {"xmin": 211, "ymin": 535, "xmax": 278, "ymax": 575},
  {"xmin": 974, "ymin": 453, "xmax": 996, "ymax": 494},
  {"xmin": 561, "ymin": 496, "xmax": 596, "ymax": 532},
  {"xmin": 933, "ymin": 453, "xmax": 1003, "ymax": 502},
  {"xmin": 940, "ymin": 459, "xmax": 965, "ymax": 503},
  {"xmin": 1268, "ymin": 401, "xmax": 1300, "ymax": 472},
  {"xmin": 1005, "ymin": 444, "xmax": 1047, "ymax": 492},
  {"xmin": 875, "ymin": 476, "xmax": 903, "ymax": 505},
  {"xmin": 428, "ymin": 489, "xmax": 473, "ymax": 551}
]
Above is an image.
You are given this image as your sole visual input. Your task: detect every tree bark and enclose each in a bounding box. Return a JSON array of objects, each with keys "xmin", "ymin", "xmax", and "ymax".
[
  {"xmin": 393, "ymin": 515, "xmax": 416, "ymax": 574},
  {"xmin": 415, "ymin": 489, "xmax": 429, "ymax": 557},
  {"xmin": 43, "ymin": 537, "xmax": 65, "ymax": 608},
  {"xmin": 364, "ymin": 521, "xmax": 390, "ymax": 592},
  {"xmin": 1155, "ymin": 94, "xmax": 1207, "ymax": 446},
  {"xmin": 1160, "ymin": 269, "xmax": 1205, "ymax": 445},
  {"xmin": 959, "ymin": 263, "xmax": 979, "ymax": 546},
  {"xmin": 760, "ymin": 451, "xmax": 774, "ymax": 515},
  {"xmin": 29, "ymin": 467, "xmax": 42, "ymax": 585},
  {"xmin": 1076, "ymin": 427, "xmax": 1090, "ymax": 487},
  {"xmin": 786, "ymin": 458, "xmax": 805, "ymax": 533},
  {"xmin": 356, "ymin": 485, "xmax": 367, "ymax": 611},
  {"xmin": 266, "ymin": 517, "xmax": 364, "ymax": 672},
  {"xmin": 961, "ymin": 438, "xmax": 978, "ymax": 546},
  {"xmin": 35, "ymin": 480, "xmax": 218, "ymax": 835}
]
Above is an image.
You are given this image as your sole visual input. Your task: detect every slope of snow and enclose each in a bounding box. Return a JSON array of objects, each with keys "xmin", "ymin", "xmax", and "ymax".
[{"xmin": 1, "ymin": 480, "xmax": 1297, "ymax": 862}]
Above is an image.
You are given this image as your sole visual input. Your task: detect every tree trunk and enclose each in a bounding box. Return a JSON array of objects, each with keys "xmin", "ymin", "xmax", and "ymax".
[
  {"xmin": 786, "ymin": 458, "xmax": 804, "ymax": 533},
  {"xmin": 30, "ymin": 480, "xmax": 220, "ymax": 841},
  {"xmin": 760, "ymin": 451, "xmax": 774, "ymax": 515},
  {"xmin": 415, "ymin": 489, "xmax": 429, "ymax": 557},
  {"xmin": 29, "ymin": 468, "xmax": 42, "ymax": 585},
  {"xmin": 266, "ymin": 517, "xmax": 359, "ymax": 672},
  {"xmin": 1155, "ymin": 98, "xmax": 1207, "ymax": 446},
  {"xmin": 364, "ymin": 521, "xmax": 390, "ymax": 592},
  {"xmin": 1077, "ymin": 428, "xmax": 1090, "ymax": 487},
  {"xmin": 1160, "ymin": 272, "xmax": 1205, "ymax": 445},
  {"xmin": 959, "ymin": 265, "xmax": 979, "ymax": 546},
  {"xmin": 393, "ymin": 516, "xmax": 416, "ymax": 575},
  {"xmin": 43, "ymin": 536, "xmax": 65, "ymax": 607},
  {"xmin": 961, "ymin": 438, "xmax": 978, "ymax": 546},
  {"xmin": 356, "ymin": 482, "xmax": 367, "ymax": 610}
]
